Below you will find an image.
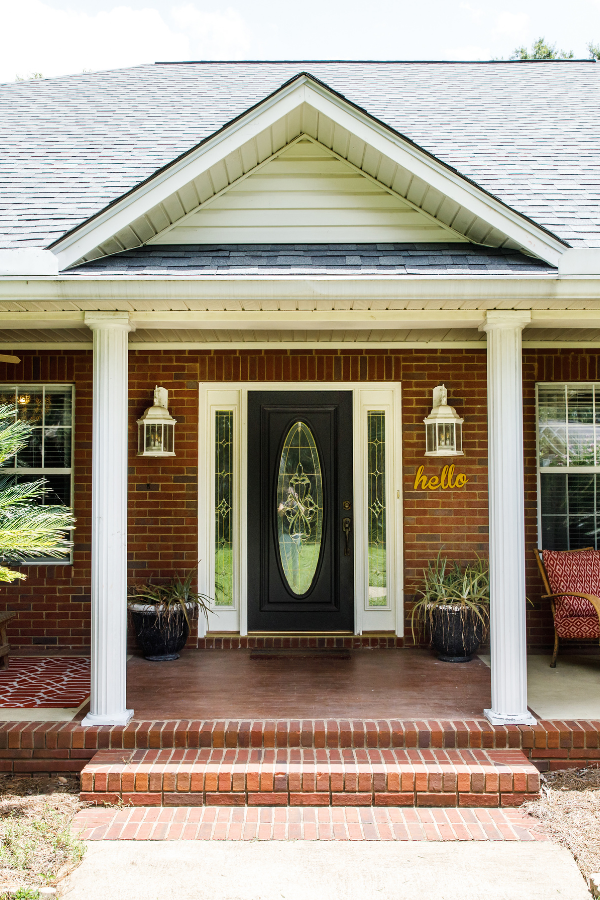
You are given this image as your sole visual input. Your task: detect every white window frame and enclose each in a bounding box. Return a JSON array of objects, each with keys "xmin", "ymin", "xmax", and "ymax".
[
  {"xmin": 0, "ymin": 383, "xmax": 75, "ymax": 565},
  {"xmin": 536, "ymin": 381, "xmax": 600, "ymax": 550},
  {"xmin": 198, "ymin": 383, "xmax": 403, "ymax": 636}
]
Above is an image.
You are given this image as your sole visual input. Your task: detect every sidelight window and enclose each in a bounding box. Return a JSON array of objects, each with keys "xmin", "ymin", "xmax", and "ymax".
[
  {"xmin": 214, "ymin": 410, "xmax": 234, "ymax": 606},
  {"xmin": 537, "ymin": 384, "xmax": 600, "ymax": 549},
  {"xmin": 367, "ymin": 411, "xmax": 387, "ymax": 607}
]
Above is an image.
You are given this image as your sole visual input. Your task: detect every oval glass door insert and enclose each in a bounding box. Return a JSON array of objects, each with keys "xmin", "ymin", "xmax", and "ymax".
[{"xmin": 277, "ymin": 421, "xmax": 323, "ymax": 594}]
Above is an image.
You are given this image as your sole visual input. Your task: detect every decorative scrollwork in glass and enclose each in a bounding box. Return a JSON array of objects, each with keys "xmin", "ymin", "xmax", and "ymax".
[{"xmin": 277, "ymin": 421, "xmax": 323, "ymax": 595}]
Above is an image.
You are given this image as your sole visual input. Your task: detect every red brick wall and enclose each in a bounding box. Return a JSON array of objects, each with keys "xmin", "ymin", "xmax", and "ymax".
[
  {"xmin": 4, "ymin": 345, "xmax": 599, "ymax": 653},
  {"xmin": 0, "ymin": 351, "xmax": 92, "ymax": 651}
]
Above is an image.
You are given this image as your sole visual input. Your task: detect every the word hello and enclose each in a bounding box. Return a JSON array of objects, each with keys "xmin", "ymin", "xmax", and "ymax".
[{"xmin": 413, "ymin": 464, "xmax": 469, "ymax": 491}]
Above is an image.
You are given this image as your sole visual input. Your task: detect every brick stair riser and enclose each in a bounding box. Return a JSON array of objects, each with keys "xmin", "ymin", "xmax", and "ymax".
[
  {"xmin": 2, "ymin": 720, "xmax": 600, "ymax": 774},
  {"xmin": 80, "ymin": 748, "xmax": 540, "ymax": 809}
]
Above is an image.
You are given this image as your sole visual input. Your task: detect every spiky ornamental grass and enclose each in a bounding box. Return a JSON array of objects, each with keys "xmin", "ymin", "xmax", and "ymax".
[
  {"xmin": 0, "ymin": 405, "xmax": 73, "ymax": 582},
  {"xmin": 411, "ymin": 550, "xmax": 490, "ymax": 644}
]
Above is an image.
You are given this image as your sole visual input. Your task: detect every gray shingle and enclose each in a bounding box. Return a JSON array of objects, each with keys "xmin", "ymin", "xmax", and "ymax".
[
  {"xmin": 66, "ymin": 243, "xmax": 556, "ymax": 276},
  {"xmin": 0, "ymin": 61, "xmax": 598, "ymax": 250}
]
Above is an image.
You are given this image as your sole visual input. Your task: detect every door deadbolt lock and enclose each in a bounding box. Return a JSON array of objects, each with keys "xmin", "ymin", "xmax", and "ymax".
[{"xmin": 342, "ymin": 500, "xmax": 352, "ymax": 510}]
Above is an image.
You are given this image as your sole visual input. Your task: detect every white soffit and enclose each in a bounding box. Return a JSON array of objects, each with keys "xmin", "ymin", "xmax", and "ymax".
[{"xmin": 49, "ymin": 78, "xmax": 568, "ymax": 269}]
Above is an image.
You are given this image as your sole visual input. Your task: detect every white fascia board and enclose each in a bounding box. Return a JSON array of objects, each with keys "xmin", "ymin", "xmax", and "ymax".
[
  {"xmin": 3, "ymin": 273, "xmax": 600, "ymax": 308},
  {"xmin": 558, "ymin": 249, "xmax": 600, "ymax": 276},
  {"xmin": 50, "ymin": 77, "xmax": 566, "ymax": 269},
  {"xmin": 0, "ymin": 250, "xmax": 59, "ymax": 276}
]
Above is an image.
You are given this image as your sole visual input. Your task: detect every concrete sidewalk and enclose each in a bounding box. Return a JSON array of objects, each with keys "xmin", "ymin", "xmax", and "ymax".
[{"xmin": 60, "ymin": 840, "xmax": 590, "ymax": 900}]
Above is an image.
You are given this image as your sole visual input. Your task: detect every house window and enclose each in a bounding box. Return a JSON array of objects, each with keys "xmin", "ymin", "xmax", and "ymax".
[
  {"xmin": 537, "ymin": 383, "xmax": 600, "ymax": 549},
  {"xmin": 0, "ymin": 385, "xmax": 74, "ymax": 563}
]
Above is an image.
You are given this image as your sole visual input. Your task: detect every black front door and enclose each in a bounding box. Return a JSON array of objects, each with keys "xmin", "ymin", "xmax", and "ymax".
[{"xmin": 247, "ymin": 391, "xmax": 353, "ymax": 632}]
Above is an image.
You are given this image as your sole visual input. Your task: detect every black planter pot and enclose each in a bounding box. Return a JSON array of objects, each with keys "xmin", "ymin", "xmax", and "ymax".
[
  {"xmin": 429, "ymin": 604, "xmax": 486, "ymax": 662},
  {"xmin": 129, "ymin": 606, "xmax": 191, "ymax": 661}
]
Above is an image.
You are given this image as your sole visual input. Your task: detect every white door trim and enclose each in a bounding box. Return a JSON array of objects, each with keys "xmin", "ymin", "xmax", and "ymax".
[{"xmin": 198, "ymin": 382, "xmax": 404, "ymax": 637}]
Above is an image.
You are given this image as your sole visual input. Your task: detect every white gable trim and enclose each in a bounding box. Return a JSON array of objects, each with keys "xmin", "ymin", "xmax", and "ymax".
[{"xmin": 49, "ymin": 76, "xmax": 568, "ymax": 270}]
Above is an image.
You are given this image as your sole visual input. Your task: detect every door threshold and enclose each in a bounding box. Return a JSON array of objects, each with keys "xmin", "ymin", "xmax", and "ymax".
[{"xmin": 206, "ymin": 631, "xmax": 396, "ymax": 638}]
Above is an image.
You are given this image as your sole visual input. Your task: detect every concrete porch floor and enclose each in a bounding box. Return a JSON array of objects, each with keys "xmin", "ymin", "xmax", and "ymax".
[
  {"xmin": 125, "ymin": 649, "xmax": 492, "ymax": 721},
  {"xmin": 124, "ymin": 648, "xmax": 600, "ymax": 722}
]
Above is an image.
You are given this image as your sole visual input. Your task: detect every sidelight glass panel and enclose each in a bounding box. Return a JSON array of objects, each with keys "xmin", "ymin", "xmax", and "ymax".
[
  {"xmin": 277, "ymin": 421, "xmax": 323, "ymax": 595},
  {"xmin": 367, "ymin": 411, "xmax": 387, "ymax": 607},
  {"xmin": 215, "ymin": 410, "xmax": 234, "ymax": 606}
]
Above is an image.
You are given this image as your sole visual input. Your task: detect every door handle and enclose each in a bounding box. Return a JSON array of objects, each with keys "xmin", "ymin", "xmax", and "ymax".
[{"xmin": 342, "ymin": 517, "xmax": 352, "ymax": 556}]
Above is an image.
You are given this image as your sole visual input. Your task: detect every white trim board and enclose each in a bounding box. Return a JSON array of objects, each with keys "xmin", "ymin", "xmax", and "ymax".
[{"xmin": 198, "ymin": 382, "xmax": 404, "ymax": 637}]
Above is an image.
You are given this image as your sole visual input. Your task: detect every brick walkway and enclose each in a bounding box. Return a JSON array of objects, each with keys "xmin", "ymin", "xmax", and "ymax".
[{"xmin": 72, "ymin": 805, "xmax": 549, "ymax": 842}]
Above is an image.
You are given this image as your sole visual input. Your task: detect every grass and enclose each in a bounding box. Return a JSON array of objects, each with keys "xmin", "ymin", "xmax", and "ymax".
[{"xmin": 0, "ymin": 775, "xmax": 86, "ymax": 896}]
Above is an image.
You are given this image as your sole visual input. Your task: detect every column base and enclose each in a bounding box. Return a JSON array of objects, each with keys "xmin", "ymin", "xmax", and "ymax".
[
  {"xmin": 81, "ymin": 709, "xmax": 134, "ymax": 727},
  {"xmin": 484, "ymin": 708, "xmax": 537, "ymax": 727}
]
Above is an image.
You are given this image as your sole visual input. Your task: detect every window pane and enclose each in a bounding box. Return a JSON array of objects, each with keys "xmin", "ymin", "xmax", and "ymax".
[
  {"xmin": 15, "ymin": 429, "xmax": 42, "ymax": 468},
  {"xmin": 569, "ymin": 516, "xmax": 596, "ymax": 549},
  {"xmin": 44, "ymin": 388, "xmax": 72, "ymax": 427},
  {"xmin": 44, "ymin": 428, "xmax": 71, "ymax": 467},
  {"xmin": 39, "ymin": 474, "xmax": 71, "ymax": 506},
  {"xmin": 542, "ymin": 515, "xmax": 568, "ymax": 551},
  {"xmin": 215, "ymin": 411, "xmax": 233, "ymax": 607},
  {"xmin": 567, "ymin": 388, "xmax": 594, "ymax": 423},
  {"xmin": 538, "ymin": 386, "xmax": 566, "ymax": 466},
  {"xmin": 368, "ymin": 411, "xmax": 387, "ymax": 607},
  {"xmin": 567, "ymin": 474, "xmax": 595, "ymax": 514},
  {"xmin": 16, "ymin": 388, "xmax": 44, "ymax": 423},
  {"xmin": 568, "ymin": 425, "xmax": 595, "ymax": 466},
  {"xmin": 541, "ymin": 474, "xmax": 567, "ymax": 515}
]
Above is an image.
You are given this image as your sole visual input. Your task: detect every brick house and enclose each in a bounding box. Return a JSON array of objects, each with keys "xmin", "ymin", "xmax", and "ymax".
[{"xmin": 0, "ymin": 59, "xmax": 599, "ymax": 735}]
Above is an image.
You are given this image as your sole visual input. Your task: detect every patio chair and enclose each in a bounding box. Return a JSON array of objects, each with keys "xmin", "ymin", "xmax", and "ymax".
[{"xmin": 534, "ymin": 548, "xmax": 600, "ymax": 667}]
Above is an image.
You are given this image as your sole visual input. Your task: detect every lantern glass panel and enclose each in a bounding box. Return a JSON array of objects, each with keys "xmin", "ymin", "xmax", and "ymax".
[
  {"xmin": 145, "ymin": 423, "xmax": 163, "ymax": 453},
  {"xmin": 164, "ymin": 424, "xmax": 174, "ymax": 453},
  {"xmin": 426, "ymin": 423, "xmax": 435, "ymax": 453}
]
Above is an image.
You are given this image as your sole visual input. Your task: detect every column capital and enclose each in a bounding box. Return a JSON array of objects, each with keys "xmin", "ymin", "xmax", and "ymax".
[
  {"xmin": 479, "ymin": 311, "xmax": 531, "ymax": 333},
  {"xmin": 84, "ymin": 311, "xmax": 134, "ymax": 332}
]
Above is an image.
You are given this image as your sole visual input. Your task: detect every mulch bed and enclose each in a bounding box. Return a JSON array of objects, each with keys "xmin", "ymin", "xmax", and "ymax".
[{"xmin": 525, "ymin": 766, "xmax": 600, "ymax": 886}]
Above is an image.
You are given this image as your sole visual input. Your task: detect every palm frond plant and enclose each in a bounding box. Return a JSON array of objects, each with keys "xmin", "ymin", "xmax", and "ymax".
[
  {"xmin": 411, "ymin": 551, "xmax": 490, "ymax": 662},
  {"xmin": 0, "ymin": 405, "xmax": 73, "ymax": 582},
  {"xmin": 127, "ymin": 567, "xmax": 214, "ymax": 661}
]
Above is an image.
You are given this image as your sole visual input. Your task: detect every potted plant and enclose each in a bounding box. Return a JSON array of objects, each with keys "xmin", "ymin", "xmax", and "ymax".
[
  {"xmin": 128, "ymin": 569, "xmax": 212, "ymax": 661},
  {"xmin": 411, "ymin": 552, "xmax": 490, "ymax": 662}
]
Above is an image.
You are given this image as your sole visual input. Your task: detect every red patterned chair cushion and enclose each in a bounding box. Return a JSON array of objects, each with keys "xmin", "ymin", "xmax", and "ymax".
[{"xmin": 542, "ymin": 549, "xmax": 600, "ymax": 638}]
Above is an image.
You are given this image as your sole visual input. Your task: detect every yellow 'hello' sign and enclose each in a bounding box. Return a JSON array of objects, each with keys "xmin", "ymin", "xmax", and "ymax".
[{"xmin": 413, "ymin": 464, "xmax": 468, "ymax": 491}]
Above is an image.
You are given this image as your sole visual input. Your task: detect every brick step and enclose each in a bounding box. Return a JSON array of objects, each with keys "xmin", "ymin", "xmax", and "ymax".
[{"xmin": 80, "ymin": 747, "xmax": 540, "ymax": 808}]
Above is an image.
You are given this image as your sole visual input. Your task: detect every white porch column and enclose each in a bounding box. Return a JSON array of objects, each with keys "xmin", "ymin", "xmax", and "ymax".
[
  {"xmin": 82, "ymin": 312, "xmax": 133, "ymax": 726},
  {"xmin": 481, "ymin": 311, "xmax": 535, "ymax": 726}
]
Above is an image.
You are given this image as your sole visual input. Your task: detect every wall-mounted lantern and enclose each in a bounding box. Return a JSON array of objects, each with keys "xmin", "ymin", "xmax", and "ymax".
[
  {"xmin": 137, "ymin": 386, "xmax": 176, "ymax": 457},
  {"xmin": 423, "ymin": 385, "xmax": 464, "ymax": 457}
]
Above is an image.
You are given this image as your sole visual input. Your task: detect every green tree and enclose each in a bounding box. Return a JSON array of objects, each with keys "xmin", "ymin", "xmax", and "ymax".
[
  {"xmin": 589, "ymin": 42, "xmax": 600, "ymax": 60},
  {"xmin": 15, "ymin": 73, "xmax": 43, "ymax": 82},
  {"xmin": 511, "ymin": 37, "xmax": 574, "ymax": 60},
  {"xmin": 0, "ymin": 405, "xmax": 73, "ymax": 582}
]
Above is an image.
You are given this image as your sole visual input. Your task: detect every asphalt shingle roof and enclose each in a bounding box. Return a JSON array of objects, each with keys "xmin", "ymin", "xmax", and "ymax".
[
  {"xmin": 0, "ymin": 60, "xmax": 599, "ymax": 251},
  {"xmin": 67, "ymin": 243, "xmax": 556, "ymax": 276}
]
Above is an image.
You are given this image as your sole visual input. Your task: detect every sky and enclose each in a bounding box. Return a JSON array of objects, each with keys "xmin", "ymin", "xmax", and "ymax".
[{"xmin": 0, "ymin": 0, "xmax": 599, "ymax": 83}]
